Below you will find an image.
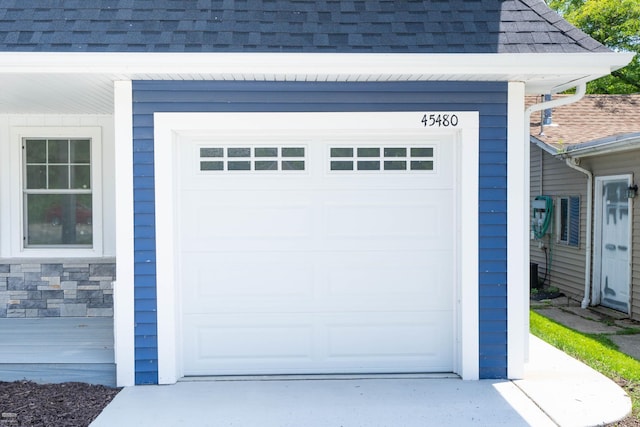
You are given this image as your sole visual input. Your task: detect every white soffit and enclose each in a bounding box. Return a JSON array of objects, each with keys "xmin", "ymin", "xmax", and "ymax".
[{"xmin": 0, "ymin": 52, "xmax": 632, "ymax": 114}]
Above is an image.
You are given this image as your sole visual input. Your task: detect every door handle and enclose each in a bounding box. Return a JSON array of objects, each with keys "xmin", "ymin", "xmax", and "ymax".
[
  {"xmin": 605, "ymin": 244, "xmax": 616, "ymax": 250},
  {"xmin": 618, "ymin": 245, "xmax": 628, "ymax": 251}
]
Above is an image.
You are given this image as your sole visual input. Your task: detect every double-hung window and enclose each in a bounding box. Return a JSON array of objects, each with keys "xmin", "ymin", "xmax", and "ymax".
[
  {"xmin": 10, "ymin": 127, "xmax": 103, "ymax": 256},
  {"xmin": 23, "ymin": 138, "xmax": 93, "ymax": 247}
]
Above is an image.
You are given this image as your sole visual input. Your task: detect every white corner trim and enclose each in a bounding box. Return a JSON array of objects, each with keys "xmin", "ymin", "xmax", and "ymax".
[
  {"xmin": 154, "ymin": 118, "xmax": 180, "ymax": 385},
  {"xmin": 0, "ymin": 116, "xmax": 10, "ymax": 257},
  {"xmin": 507, "ymin": 81, "xmax": 527, "ymax": 379},
  {"xmin": 113, "ymin": 80, "xmax": 135, "ymax": 387},
  {"xmin": 458, "ymin": 113, "xmax": 480, "ymax": 380},
  {"xmin": 153, "ymin": 111, "xmax": 480, "ymax": 383}
]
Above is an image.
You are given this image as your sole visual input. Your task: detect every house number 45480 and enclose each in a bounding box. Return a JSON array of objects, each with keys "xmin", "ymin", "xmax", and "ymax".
[{"xmin": 421, "ymin": 114, "xmax": 459, "ymax": 127}]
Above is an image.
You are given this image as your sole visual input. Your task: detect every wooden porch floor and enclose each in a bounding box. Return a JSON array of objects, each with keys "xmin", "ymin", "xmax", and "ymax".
[{"xmin": 0, "ymin": 317, "xmax": 115, "ymax": 387}]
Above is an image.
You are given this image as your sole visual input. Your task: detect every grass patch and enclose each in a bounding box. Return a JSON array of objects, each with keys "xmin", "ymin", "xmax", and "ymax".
[
  {"xmin": 531, "ymin": 310, "xmax": 640, "ymax": 420},
  {"xmin": 616, "ymin": 327, "xmax": 640, "ymax": 336}
]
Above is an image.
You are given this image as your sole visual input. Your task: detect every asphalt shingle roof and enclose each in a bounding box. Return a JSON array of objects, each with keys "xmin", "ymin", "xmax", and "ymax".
[
  {"xmin": 0, "ymin": 0, "xmax": 610, "ymax": 53},
  {"xmin": 529, "ymin": 94, "xmax": 640, "ymax": 148}
]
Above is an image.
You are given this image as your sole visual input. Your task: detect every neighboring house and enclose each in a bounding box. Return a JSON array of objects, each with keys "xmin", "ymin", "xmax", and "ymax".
[
  {"xmin": 0, "ymin": 1, "xmax": 632, "ymax": 386},
  {"xmin": 530, "ymin": 94, "xmax": 640, "ymax": 320}
]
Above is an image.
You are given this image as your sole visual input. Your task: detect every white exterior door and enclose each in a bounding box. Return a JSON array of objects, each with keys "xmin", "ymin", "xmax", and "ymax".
[
  {"xmin": 595, "ymin": 176, "xmax": 632, "ymax": 313},
  {"xmin": 176, "ymin": 123, "xmax": 456, "ymax": 376}
]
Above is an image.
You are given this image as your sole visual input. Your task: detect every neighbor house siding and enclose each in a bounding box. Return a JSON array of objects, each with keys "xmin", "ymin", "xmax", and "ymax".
[
  {"xmin": 530, "ymin": 145, "xmax": 587, "ymax": 301},
  {"xmin": 582, "ymin": 151, "xmax": 640, "ymax": 321},
  {"xmin": 132, "ymin": 80, "xmax": 508, "ymax": 384}
]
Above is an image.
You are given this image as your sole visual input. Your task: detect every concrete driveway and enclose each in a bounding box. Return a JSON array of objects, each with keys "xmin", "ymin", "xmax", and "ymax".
[{"xmin": 91, "ymin": 336, "xmax": 630, "ymax": 427}]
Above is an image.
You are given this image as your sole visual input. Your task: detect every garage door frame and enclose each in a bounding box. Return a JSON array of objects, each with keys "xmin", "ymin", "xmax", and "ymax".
[{"xmin": 154, "ymin": 111, "xmax": 479, "ymax": 383}]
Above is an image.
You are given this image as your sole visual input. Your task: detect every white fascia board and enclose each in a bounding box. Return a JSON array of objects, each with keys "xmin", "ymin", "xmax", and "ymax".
[{"xmin": 0, "ymin": 52, "xmax": 632, "ymax": 85}]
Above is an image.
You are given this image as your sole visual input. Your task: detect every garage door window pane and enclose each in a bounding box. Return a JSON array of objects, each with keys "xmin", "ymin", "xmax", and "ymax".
[
  {"xmin": 331, "ymin": 148, "xmax": 353, "ymax": 158},
  {"xmin": 357, "ymin": 148, "xmax": 380, "ymax": 157},
  {"xmin": 411, "ymin": 147, "xmax": 433, "ymax": 157},
  {"xmin": 255, "ymin": 147, "xmax": 278, "ymax": 157},
  {"xmin": 358, "ymin": 161, "xmax": 380, "ymax": 170},
  {"xmin": 201, "ymin": 148, "xmax": 223, "ymax": 158},
  {"xmin": 228, "ymin": 161, "xmax": 251, "ymax": 170},
  {"xmin": 282, "ymin": 147, "xmax": 305, "ymax": 157},
  {"xmin": 411, "ymin": 161, "xmax": 433, "ymax": 171},
  {"xmin": 228, "ymin": 148, "xmax": 250, "ymax": 157},
  {"xmin": 384, "ymin": 160, "xmax": 407, "ymax": 170},
  {"xmin": 201, "ymin": 161, "xmax": 224, "ymax": 171},
  {"xmin": 331, "ymin": 161, "xmax": 353, "ymax": 170},
  {"xmin": 256, "ymin": 160, "xmax": 278, "ymax": 170},
  {"xmin": 384, "ymin": 148, "xmax": 406, "ymax": 157},
  {"xmin": 282, "ymin": 160, "xmax": 305, "ymax": 170}
]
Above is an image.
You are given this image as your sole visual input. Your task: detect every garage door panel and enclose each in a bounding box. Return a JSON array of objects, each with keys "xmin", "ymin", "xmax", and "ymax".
[
  {"xmin": 178, "ymin": 124, "xmax": 456, "ymax": 376},
  {"xmin": 181, "ymin": 192, "xmax": 314, "ymax": 241},
  {"xmin": 182, "ymin": 252, "xmax": 315, "ymax": 310},
  {"xmin": 323, "ymin": 192, "xmax": 452, "ymax": 244},
  {"xmin": 183, "ymin": 311, "xmax": 452, "ymax": 375},
  {"xmin": 325, "ymin": 312, "xmax": 452, "ymax": 365},
  {"xmin": 324, "ymin": 253, "xmax": 452, "ymax": 310},
  {"xmin": 183, "ymin": 250, "xmax": 451, "ymax": 313},
  {"xmin": 183, "ymin": 316, "xmax": 314, "ymax": 375}
]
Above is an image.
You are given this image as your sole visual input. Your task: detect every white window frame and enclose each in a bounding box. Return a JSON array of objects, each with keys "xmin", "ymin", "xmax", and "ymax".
[{"xmin": 9, "ymin": 127, "xmax": 103, "ymax": 257}]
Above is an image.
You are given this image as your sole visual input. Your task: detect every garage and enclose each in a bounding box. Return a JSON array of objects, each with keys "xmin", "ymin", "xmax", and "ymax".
[{"xmin": 154, "ymin": 111, "xmax": 478, "ymax": 381}]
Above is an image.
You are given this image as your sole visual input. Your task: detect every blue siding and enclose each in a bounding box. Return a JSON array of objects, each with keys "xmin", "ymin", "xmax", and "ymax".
[{"xmin": 132, "ymin": 80, "xmax": 509, "ymax": 383}]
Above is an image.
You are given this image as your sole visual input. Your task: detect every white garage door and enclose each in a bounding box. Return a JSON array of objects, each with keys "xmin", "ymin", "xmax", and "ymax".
[{"xmin": 177, "ymin": 124, "xmax": 455, "ymax": 376}]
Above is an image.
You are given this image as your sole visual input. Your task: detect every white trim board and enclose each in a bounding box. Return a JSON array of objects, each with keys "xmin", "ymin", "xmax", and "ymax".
[
  {"xmin": 507, "ymin": 82, "xmax": 527, "ymax": 378},
  {"xmin": 0, "ymin": 52, "xmax": 633, "ymax": 95},
  {"xmin": 154, "ymin": 111, "xmax": 480, "ymax": 383},
  {"xmin": 113, "ymin": 81, "xmax": 135, "ymax": 387}
]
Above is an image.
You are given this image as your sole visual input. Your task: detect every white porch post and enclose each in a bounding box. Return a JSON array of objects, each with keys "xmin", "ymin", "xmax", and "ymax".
[{"xmin": 114, "ymin": 80, "xmax": 136, "ymax": 387}]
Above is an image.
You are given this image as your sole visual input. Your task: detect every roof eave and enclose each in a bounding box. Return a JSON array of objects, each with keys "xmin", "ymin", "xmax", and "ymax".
[
  {"xmin": 0, "ymin": 51, "xmax": 633, "ymax": 93},
  {"xmin": 565, "ymin": 133, "xmax": 640, "ymax": 158},
  {"xmin": 531, "ymin": 133, "xmax": 640, "ymax": 159}
]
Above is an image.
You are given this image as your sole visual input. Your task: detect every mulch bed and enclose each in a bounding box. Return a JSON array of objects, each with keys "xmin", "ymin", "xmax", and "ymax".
[{"xmin": 0, "ymin": 381, "xmax": 120, "ymax": 427}]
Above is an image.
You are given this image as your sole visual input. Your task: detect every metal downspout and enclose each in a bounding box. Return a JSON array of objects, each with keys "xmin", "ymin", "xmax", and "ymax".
[
  {"xmin": 565, "ymin": 158, "xmax": 593, "ymax": 308},
  {"xmin": 524, "ymin": 84, "xmax": 587, "ymax": 129}
]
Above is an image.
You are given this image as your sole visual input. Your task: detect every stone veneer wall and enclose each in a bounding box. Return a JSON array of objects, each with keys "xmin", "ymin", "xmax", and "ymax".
[{"xmin": 0, "ymin": 259, "xmax": 115, "ymax": 318}]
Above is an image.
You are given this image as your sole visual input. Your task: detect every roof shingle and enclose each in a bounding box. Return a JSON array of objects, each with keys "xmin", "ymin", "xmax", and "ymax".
[
  {"xmin": 529, "ymin": 95, "xmax": 640, "ymax": 148},
  {"xmin": 0, "ymin": 0, "xmax": 611, "ymax": 53}
]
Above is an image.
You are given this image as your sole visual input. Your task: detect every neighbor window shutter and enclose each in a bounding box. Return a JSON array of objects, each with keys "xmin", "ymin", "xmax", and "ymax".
[{"xmin": 569, "ymin": 196, "xmax": 580, "ymax": 246}]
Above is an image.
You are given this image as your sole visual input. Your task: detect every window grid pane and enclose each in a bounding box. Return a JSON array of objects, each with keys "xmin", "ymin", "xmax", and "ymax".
[
  {"xmin": 199, "ymin": 146, "xmax": 307, "ymax": 172},
  {"xmin": 330, "ymin": 145, "xmax": 435, "ymax": 172}
]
